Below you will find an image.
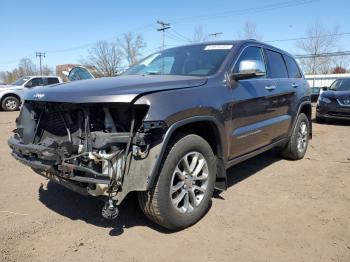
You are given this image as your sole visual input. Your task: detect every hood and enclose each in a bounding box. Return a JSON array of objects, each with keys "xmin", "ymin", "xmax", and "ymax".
[
  {"xmin": 25, "ymin": 75, "xmax": 207, "ymax": 103},
  {"xmin": 0, "ymin": 85, "xmax": 23, "ymax": 92},
  {"xmin": 0, "ymin": 84, "xmax": 16, "ymax": 89},
  {"xmin": 322, "ymin": 90, "xmax": 350, "ymax": 99}
]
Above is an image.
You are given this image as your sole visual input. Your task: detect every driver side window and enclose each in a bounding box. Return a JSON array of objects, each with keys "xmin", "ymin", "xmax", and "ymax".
[{"xmin": 233, "ymin": 46, "xmax": 266, "ymax": 78}]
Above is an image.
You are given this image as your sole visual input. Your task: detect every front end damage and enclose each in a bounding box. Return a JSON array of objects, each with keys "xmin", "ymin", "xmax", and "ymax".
[{"xmin": 9, "ymin": 101, "xmax": 166, "ymax": 218}]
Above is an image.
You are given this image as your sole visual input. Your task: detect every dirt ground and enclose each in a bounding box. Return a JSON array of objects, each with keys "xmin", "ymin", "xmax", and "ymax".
[{"xmin": 0, "ymin": 107, "xmax": 349, "ymax": 262}]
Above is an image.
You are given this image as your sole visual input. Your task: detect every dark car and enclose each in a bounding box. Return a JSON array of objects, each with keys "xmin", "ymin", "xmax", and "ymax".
[
  {"xmin": 8, "ymin": 40, "xmax": 312, "ymax": 230},
  {"xmin": 316, "ymin": 78, "xmax": 350, "ymax": 122}
]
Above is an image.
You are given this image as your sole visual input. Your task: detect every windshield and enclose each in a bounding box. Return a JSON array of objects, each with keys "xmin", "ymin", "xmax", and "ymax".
[
  {"xmin": 329, "ymin": 79, "xmax": 350, "ymax": 91},
  {"xmin": 11, "ymin": 76, "xmax": 31, "ymax": 86},
  {"xmin": 124, "ymin": 44, "xmax": 234, "ymax": 77}
]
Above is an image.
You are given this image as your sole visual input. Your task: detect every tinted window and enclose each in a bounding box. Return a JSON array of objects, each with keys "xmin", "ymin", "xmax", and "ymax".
[
  {"xmin": 233, "ymin": 46, "xmax": 266, "ymax": 77},
  {"xmin": 329, "ymin": 79, "xmax": 350, "ymax": 91},
  {"xmin": 47, "ymin": 77, "xmax": 59, "ymax": 85},
  {"xmin": 27, "ymin": 78, "xmax": 44, "ymax": 87},
  {"xmin": 284, "ymin": 55, "xmax": 302, "ymax": 78},
  {"xmin": 265, "ymin": 49, "xmax": 288, "ymax": 78}
]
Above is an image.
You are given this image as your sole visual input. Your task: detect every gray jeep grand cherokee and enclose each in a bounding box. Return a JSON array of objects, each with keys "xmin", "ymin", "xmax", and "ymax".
[{"xmin": 8, "ymin": 40, "xmax": 312, "ymax": 230}]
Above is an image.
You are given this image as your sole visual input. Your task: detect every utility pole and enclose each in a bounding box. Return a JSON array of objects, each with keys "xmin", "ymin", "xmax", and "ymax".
[
  {"xmin": 209, "ymin": 32, "xmax": 223, "ymax": 39},
  {"xmin": 157, "ymin": 21, "xmax": 171, "ymax": 50},
  {"xmin": 36, "ymin": 52, "xmax": 46, "ymax": 75}
]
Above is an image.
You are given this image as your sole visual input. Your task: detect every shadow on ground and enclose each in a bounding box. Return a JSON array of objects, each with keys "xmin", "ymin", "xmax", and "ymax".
[
  {"xmin": 38, "ymin": 149, "xmax": 282, "ymax": 235},
  {"xmin": 312, "ymin": 117, "xmax": 350, "ymax": 126}
]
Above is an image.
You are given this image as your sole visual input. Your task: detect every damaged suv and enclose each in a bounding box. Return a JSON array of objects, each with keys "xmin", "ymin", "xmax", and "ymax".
[{"xmin": 9, "ymin": 41, "xmax": 312, "ymax": 230}]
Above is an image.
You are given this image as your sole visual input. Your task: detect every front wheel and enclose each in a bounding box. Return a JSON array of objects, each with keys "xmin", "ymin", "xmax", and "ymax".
[
  {"xmin": 138, "ymin": 134, "xmax": 216, "ymax": 230},
  {"xmin": 1, "ymin": 96, "xmax": 20, "ymax": 111},
  {"xmin": 281, "ymin": 113, "xmax": 310, "ymax": 160}
]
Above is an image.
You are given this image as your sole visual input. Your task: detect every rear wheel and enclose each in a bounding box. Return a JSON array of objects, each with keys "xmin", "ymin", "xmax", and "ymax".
[
  {"xmin": 281, "ymin": 113, "xmax": 310, "ymax": 160},
  {"xmin": 2, "ymin": 96, "xmax": 20, "ymax": 111},
  {"xmin": 138, "ymin": 134, "xmax": 216, "ymax": 230}
]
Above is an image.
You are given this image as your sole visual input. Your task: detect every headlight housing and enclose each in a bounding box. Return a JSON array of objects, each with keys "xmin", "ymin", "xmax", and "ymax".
[{"xmin": 318, "ymin": 96, "xmax": 331, "ymax": 104}]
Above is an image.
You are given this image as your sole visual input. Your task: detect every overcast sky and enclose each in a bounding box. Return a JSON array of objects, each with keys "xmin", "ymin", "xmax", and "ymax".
[{"xmin": 0, "ymin": 0, "xmax": 349, "ymax": 71}]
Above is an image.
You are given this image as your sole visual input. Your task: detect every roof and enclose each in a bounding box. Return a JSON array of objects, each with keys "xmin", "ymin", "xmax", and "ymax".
[{"xmin": 166, "ymin": 40, "xmax": 294, "ymax": 58}]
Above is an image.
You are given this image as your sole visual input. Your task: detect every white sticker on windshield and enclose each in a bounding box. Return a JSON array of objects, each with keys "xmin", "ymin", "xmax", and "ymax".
[{"xmin": 204, "ymin": 45, "xmax": 233, "ymax": 50}]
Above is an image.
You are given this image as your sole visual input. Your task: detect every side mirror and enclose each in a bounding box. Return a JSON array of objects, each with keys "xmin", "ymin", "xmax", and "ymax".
[
  {"xmin": 231, "ymin": 60, "xmax": 266, "ymax": 81},
  {"xmin": 322, "ymin": 86, "xmax": 328, "ymax": 91}
]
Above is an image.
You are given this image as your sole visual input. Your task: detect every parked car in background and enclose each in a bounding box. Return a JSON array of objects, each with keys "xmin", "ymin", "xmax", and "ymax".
[
  {"xmin": 316, "ymin": 78, "xmax": 350, "ymax": 122},
  {"xmin": 310, "ymin": 86, "xmax": 322, "ymax": 102},
  {"xmin": 0, "ymin": 76, "xmax": 62, "ymax": 111},
  {"xmin": 63, "ymin": 66, "xmax": 95, "ymax": 81},
  {"xmin": 8, "ymin": 40, "xmax": 312, "ymax": 230}
]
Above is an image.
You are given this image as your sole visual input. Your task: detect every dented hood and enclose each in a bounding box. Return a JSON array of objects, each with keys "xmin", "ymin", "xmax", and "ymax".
[{"xmin": 24, "ymin": 75, "xmax": 207, "ymax": 103}]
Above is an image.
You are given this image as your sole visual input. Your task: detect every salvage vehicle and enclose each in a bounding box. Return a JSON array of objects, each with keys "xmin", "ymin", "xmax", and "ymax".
[
  {"xmin": 0, "ymin": 76, "xmax": 62, "ymax": 111},
  {"xmin": 316, "ymin": 78, "xmax": 350, "ymax": 122},
  {"xmin": 8, "ymin": 40, "xmax": 312, "ymax": 230}
]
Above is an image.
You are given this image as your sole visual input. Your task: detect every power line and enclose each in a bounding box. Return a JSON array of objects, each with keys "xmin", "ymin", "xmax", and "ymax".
[
  {"xmin": 209, "ymin": 32, "xmax": 223, "ymax": 39},
  {"xmin": 157, "ymin": 21, "xmax": 171, "ymax": 50},
  {"xmin": 295, "ymin": 51, "xmax": 350, "ymax": 59},
  {"xmin": 266, "ymin": 32, "xmax": 350, "ymax": 43},
  {"xmin": 170, "ymin": 29, "xmax": 192, "ymax": 42},
  {"xmin": 168, "ymin": 0, "xmax": 317, "ymax": 24},
  {"xmin": 36, "ymin": 52, "xmax": 46, "ymax": 75}
]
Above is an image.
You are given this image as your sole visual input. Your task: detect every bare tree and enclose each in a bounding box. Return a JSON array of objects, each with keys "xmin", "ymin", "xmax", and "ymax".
[
  {"xmin": 192, "ymin": 25, "xmax": 208, "ymax": 43},
  {"xmin": 85, "ymin": 41, "xmax": 123, "ymax": 76},
  {"xmin": 119, "ymin": 32, "xmax": 146, "ymax": 66},
  {"xmin": 41, "ymin": 65, "xmax": 53, "ymax": 76},
  {"xmin": 238, "ymin": 21, "xmax": 263, "ymax": 40},
  {"xmin": 296, "ymin": 22, "xmax": 341, "ymax": 74},
  {"xmin": 18, "ymin": 58, "xmax": 37, "ymax": 76}
]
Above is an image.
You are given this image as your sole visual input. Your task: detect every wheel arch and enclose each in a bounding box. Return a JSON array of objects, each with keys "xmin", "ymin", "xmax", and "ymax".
[
  {"xmin": 148, "ymin": 116, "xmax": 228, "ymax": 191},
  {"xmin": 290, "ymin": 101, "xmax": 312, "ymax": 139}
]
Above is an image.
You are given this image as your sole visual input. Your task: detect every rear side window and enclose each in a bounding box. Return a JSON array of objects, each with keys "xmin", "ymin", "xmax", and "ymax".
[
  {"xmin": 27, "ymin": 77, "xmax": 44, "ymax": 87},
  {"xmin": 47, "ymin": 77, "xmax": 59, "ymax": 85},
  {"xmin": 264, "ymin": 49, "xmax": 288, "ymax": 78},
  {"xmin": 284, "ymin": 55, "xmax": 302, "ymax": 78}
]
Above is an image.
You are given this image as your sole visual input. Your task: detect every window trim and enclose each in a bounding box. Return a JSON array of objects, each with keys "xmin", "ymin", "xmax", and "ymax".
[
  {"xmin": 263, "ymin": 48, "xmax": 289, "ymax": 79},
  {"xmin": 283, "ymin": 54, "xmax": 303, "ymax": 79}
]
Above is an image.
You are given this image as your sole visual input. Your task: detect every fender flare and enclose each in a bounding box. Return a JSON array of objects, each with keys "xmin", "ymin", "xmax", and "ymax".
[
  {"xmin": 146, "ymin": 116, "xmax": 227, "ymax": 190},
  {"xmin": 288, "ymin": 100, "xmax": 312, "ymax": 139}
]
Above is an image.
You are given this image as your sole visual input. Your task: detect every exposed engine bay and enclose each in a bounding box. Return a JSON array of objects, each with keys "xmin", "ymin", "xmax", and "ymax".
[{"xmin": 9, "ymin": 101, "xmax": 166, "ymax": 217}]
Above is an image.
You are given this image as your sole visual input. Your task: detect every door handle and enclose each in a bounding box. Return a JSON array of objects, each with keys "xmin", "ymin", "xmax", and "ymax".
[
  {"xmin": 292, "ymin": 83, "xmax": 299, "ymax": 88},
  {"xmin": 265, "ymin": 85, "xmax": 276, "ymax": 90}
]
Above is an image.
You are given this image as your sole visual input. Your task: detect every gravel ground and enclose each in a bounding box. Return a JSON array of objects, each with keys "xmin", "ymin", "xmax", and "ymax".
[{"xmin": 0, "ymin": 107, "xmax": 349, "ymax": 262}]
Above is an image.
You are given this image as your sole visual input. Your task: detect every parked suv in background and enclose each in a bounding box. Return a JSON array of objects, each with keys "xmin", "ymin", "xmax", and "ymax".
[
  {"xmin": 8, "ymin": 40, "xmax": 312, "ymax": 230},
  {"xmin": 316, "ymin": 78, "xmax": 350, "ymax": 122},
  {"xmin": 0, "ymin": 76, "xmax": 62, "ymax": 111}
]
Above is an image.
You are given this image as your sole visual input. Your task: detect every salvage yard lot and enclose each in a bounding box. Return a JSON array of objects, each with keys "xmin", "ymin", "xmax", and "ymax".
[{"xmin": 0, "ymin": 107, "xmax": 349, "ymax": 262}]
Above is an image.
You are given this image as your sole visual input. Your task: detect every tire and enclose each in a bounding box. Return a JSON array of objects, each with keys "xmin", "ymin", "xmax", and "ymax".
[
  {"xmin": 281, "ymin": 113, "xmax": 310, "ymax": 160},
  {"xmin": 1, "ymin": 96, "xmax": 20, "ymax": 111},
  {"xmin": 138, "ymin": 134, "xmax": 216, "ymax": 230}
]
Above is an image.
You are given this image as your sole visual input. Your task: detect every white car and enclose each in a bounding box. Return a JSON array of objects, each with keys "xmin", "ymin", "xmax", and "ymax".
[{"xmin": 0, "ymin": 76, "xmax": 62, "ymax": 111}]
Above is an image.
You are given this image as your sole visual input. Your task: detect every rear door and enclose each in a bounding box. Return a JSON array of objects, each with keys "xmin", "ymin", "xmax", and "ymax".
[
  {"xmin": 229, "ymin": 46, "xmax": 280, "ymax": 158},
  {"xmin": 263, "ymin": 49, "xmax": 296, "ymax": 139}
]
